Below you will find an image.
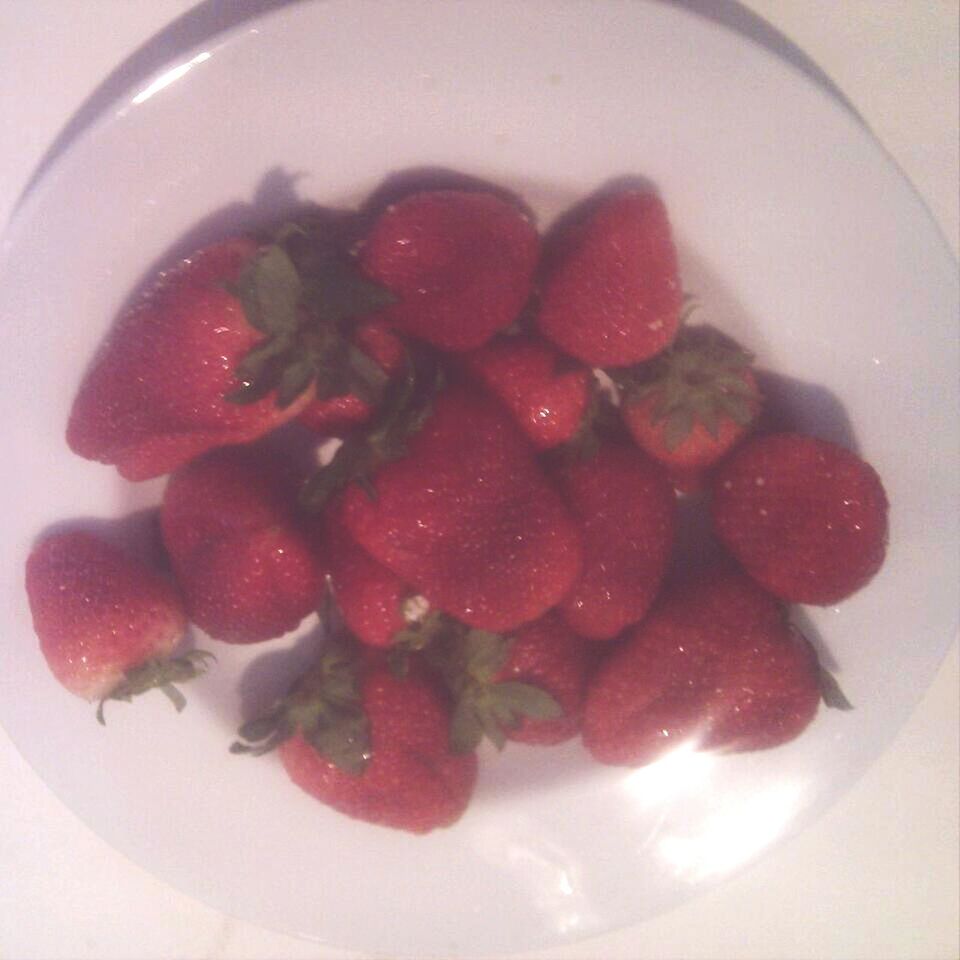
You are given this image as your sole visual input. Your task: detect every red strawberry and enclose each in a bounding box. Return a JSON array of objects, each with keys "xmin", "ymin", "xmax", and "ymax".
[
  {"xmin": 297, "ymin": 319, "xmax": 405, "ymax": 435},
  {"xmin": 710, "ymin": 433, "xmax": 888, "ymax": 604},
  {"xmin": 463, "ymin": 335, "xmax": 592, "ymax": 450},
  {"xmin": 494, "ymin": 613, "xmax": 596, "ymax": 745},
  {"xmin": 617, "ymin": 325, "xmax": 762, "ymax": 471},
  {"xmin": 233, "ymin": 631, "xmax": 477, "ymax": 834},
  {"xmin": 332, "ymin": 384, "xmax": 583, "ymax": 632},
  {"xmin": 537, "ymin": 190, "xmax": 682, "ymax": 366},
  {"xmin": 582, "ymin": 566, "xmax": 823, "ymax": 766},
  {"xmin": 66, "ymin": 238, "xmax": 313, "ymax": 480},
  {"xmin": 359, "ymin": 190, "xmax": 539, "ymax": 351},
  {"xmin": 161, "ymin": 447, "xmax": 324, "ymax": 643},
  {"xmin": 416, "ymin": 612, "xmax": 590, "ymax": 750},
  {"xmin": 24, "ymin": 531, "xmax": 210, "ymax": 719},
  {"xmin": 551, "ymin": 442, "xmax": 675, "ymax": 641},
  {"xmin": 316, "ymin": 518, "xmax": 411, "ymax": 647}
]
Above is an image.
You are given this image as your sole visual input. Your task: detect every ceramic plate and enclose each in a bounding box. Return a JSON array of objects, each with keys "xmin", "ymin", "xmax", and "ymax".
[{"xmin": 1, "ymin": 1, "xmax": 957, "ymax": 954}]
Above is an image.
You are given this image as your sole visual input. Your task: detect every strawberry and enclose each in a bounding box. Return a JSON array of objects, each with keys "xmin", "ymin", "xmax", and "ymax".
[
  {"xmin": 616, "ymin": 325, "xmax": 762, "ymax": 471},
  {"xmin": 66, "ymin": 238, "xmax": 311, "ymax": 480},
  {"xmin": 67, "ymin": 222, "xmax": 395, "ymax": 480},
  {"xmin": 315, "ymin": 517, "xmax": 411, "ymax": 647},
  {"xmin": 358, "ymin": 190, "xmax": 540, "ymax": 351},
  {"xmin": 296, "ymin": 319, "xmax": 405, "ymax": 435},
  {"xmin": 551, "ymin": 442, "xmax": 675, "ymax": 641},
  {"xmin": 24, "ymin": 531, "xmax": 211, "ymax": 720},
  {"xmin": 232, "ymin": 614, "xmax": 477, "ymax": 834},
  {"xmin": 710, "ymin": 433, "xmax": 889, "ymax": 604},
  {"xmin": 582, "ymin": 566, "xmax": 824, "ymax": 766},
  {"xmin": 537, "ymin": 190, "xmax": 682, "ymax": 367},
  {"xmin": 328, "ymin": 384, "xmax": 583, "ymax": 632},
  {"xmin": 161, "ymin": 447, "xmax": 324, "ymax": 644},
  {"xmin": 412, "ymin": 612, "xmax": 589, "ymax": 750},
  {"xmin": 463, "ymin": 334, "xmax": 592, "ymax": 450},
  {"xmin": 493, "ymin": 613, "xmax": 595, "ymax": 746}
]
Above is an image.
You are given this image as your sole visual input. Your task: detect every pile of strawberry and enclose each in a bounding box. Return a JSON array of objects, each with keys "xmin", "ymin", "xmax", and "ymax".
[{"xmin": 25, "ymin": 181, "xmax": 888, "ymax": 835}]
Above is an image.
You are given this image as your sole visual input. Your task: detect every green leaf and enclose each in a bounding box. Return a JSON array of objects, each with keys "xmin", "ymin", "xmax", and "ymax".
[
  {"xmin": 97, "ymin": 650, "xmax": 214, "ymax": 725},
  {"xmin": 301, "ymin": 255, "xmax": 395, "ymax": 327},
  {"xmin": 720, "ymin": 392, "xmax": 756, "ymax": 427},
  {"xmin": 275, "ymin": 356, "xmax": 317, "ymax": 408},
  {"xmin": 307, "ymin": 707, "xmax": 371, "ymax": 775},
  {"xmin": 698, "ymin": 401, "xmax": 721, "ymax": 439},
  {"xmin": 662, "ymin": 406, "xmax": 695, "ymax": 451},
  {"xmin": 236, "ymin": 712, "xmax": 284, "ymax": 744},
  {"xmin": 820, "ymin": 667, "xmax": 854, "ymax": 710},
  {"xmin": 299, "ymin": 344, "xmax": 443, "ymax": 511},
  {"xmin": 450, "ymin": 696, "xmax": 484, "ymax": 754},
  {"xmin": 226, "ymin": 336, "xmax": 298, "ymax": 405},
  {"xmin": 299, "ymin": 438, "xmax": 373, "ymax": 511},
  {"xmin": 463, "ymin": 630, "xmax": 512, "ymax": 683},
  {"xmin": 233, "ymin": 245, "xmax": 303, "ymax": 336},
  {"xmin": 344, "ymin": 343, "xmax": 390, "ymax": 405},
  {"xmin": 476, "ymin": 703, "xmax": 508, "ymax": 750},
  {"xmin": 493, "ymin": 681, "xmax": 563, "ymax": 720}
]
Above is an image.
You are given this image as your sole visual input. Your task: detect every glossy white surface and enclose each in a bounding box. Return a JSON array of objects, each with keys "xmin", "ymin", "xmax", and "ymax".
[{"xmin": 0, "ymin": 2, "xmax": 957, "ymax": 958}]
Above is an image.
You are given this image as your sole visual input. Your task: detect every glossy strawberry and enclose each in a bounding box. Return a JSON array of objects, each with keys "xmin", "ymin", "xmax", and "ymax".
[
  {"xmin": 161, "ymin": 447, "xmax": 323, "ymax": 643},
  {"xmin": 494, "ymin": 613, "xmax": 595, "ymax": 745},
  {"xmin": 233, "ymin": 627, "xmax": 477, "ymax": 834},
  {"xmin": 617, "ymin": 325, "xmax": 761, "ymax": 471},
  {"xmin": 537, "ymin": 190, "xmax": 682, "ymax": 366},
  {"xmin": 710, "ymin": 433, "xmax": 888, "ymax": 604},
  {"xmin": 316, "ymin": 517, "xmax": 411, "ymax": 647},
  {"xmin": 24, "ymin": 531, "xmax": 210, "ymax": 718},
  {"xmin": 583, "ymin": 567, "xmax": 823, "ymax": 766},
  {"xmin": 551, "ymin": 442, "xmax": 675, "ymax": 641},
  {"xmin": 359, "ymin": 190, "xmax": 539, "ymax": 351},
  {"xmin": 414, "ymin": 612, "xmax": 590, "ymax": 750},
  {"xmin": 331, "ymin": 384, "xmax": 583, "ymax": 631},
  {"xmin": 296, "ymin": 319, "xmax": 405, "ymax": 435},
  {"xmin": 66, "ymin": 238, "xmax": 313, "ymax": 480},
  {"xmin": 463, "ymin": 335, "xmax": 592, "ymax": 450}
]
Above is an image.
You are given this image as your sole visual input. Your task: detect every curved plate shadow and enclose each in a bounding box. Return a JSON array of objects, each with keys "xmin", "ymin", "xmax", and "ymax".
[{"xmin": 13, "ymin": 0, "xmax": 862, "ymax": 220}]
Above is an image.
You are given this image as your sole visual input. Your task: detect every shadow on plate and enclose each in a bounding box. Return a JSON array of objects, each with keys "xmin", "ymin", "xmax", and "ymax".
[
  {"xmin": 33, "ymin": 508, "xmax": 167, "ymax": 570},
  {"xmin": 13, "ymin": 0, "xmax": 862, "ymax": 221}
]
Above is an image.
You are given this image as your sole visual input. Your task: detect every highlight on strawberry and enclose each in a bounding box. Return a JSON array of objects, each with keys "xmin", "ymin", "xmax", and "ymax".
[{"xmin": 583, "ymin": 566, "xmax": 846, "ymax": 767}]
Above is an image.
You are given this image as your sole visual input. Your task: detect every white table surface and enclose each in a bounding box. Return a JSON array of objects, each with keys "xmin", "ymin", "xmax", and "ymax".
[{"xmin": 0, "ymin": 2, "xmax": 956, "ymax": 958}]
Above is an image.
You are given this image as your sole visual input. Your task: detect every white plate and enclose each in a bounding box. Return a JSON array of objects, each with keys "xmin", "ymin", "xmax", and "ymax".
[{"xmin": 1, "ymin": 1, "xmax": 957, "ymax": 954}]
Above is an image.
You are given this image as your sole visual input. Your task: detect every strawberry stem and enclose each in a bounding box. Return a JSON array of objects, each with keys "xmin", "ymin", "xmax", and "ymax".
[
  {"xmin": 230, "ymin": 584, "xmax": 373, "ymax": 774},
  {"xmin": 819, "ymin": 666, "xmax": 854, "ymax": 710},
  {"xmin": 96, "ymin": 649, "xmax": 215, "ymax": 725},
  {"xmin": 300, "ymin": 345, "xmax": 445, "ymax": 511}
]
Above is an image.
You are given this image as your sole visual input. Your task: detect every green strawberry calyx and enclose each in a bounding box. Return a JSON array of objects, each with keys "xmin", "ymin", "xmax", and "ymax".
[
  {"xmin": 225, "ymin": 219, "xmax": 396, "ymax": 410},
  {"xmin": 230, "ymin": 586, "xmax": 372, "ymax": 774},
  {"xmin": 819, "ymin": 665, "xmax": 854, "ymax": 711},
  {"xmin": 97, "ymin": 649, "xmax": 215, "ymax": 725},
  {"xmin": 406, "ymin": 615, "xmax": 563, "ymax": 753},
  {"xmin": 612, "ymin": 324, "xmax": 760, "ymax": 451},
  {"xmin": 299, "ymin": 343, "xmax": 445, "ymax": 512},
  {"xmin": 548, "ymin": 372, "xmax": 623, "ymax": 465}
]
